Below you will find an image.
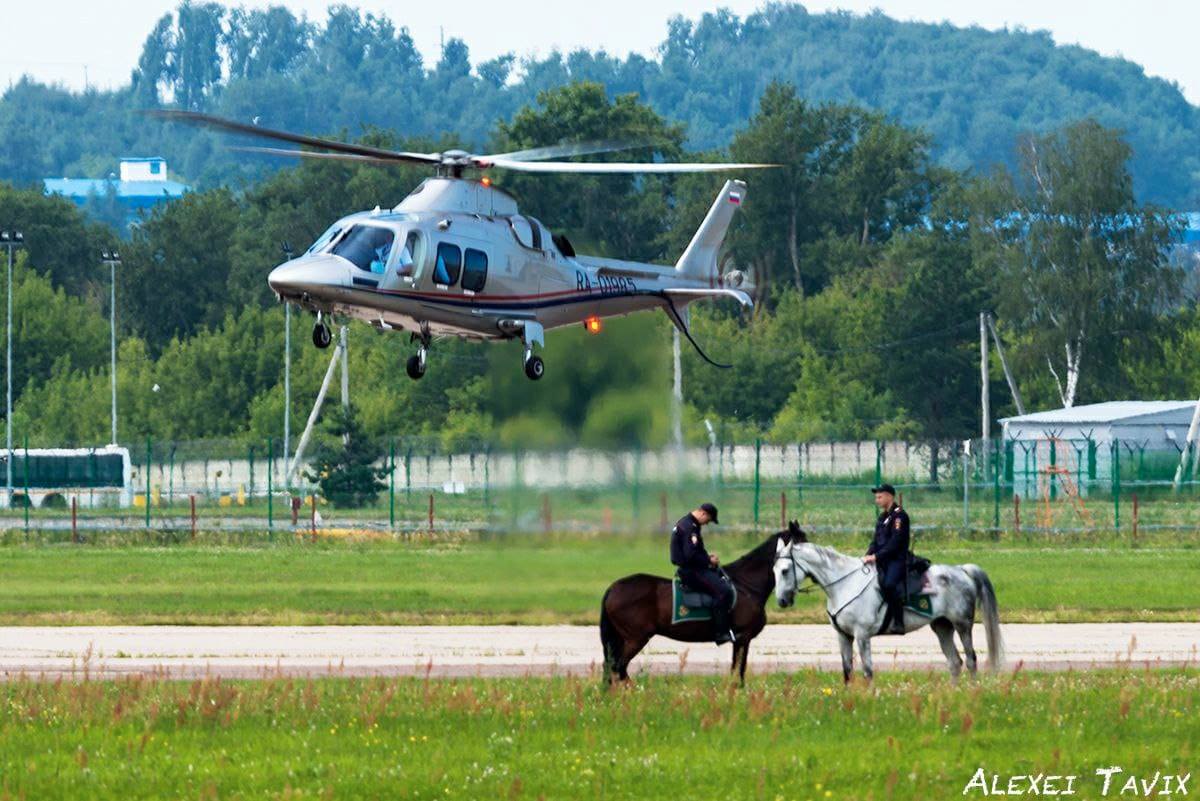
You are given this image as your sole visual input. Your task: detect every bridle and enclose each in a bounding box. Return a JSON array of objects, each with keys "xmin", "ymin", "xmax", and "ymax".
[{"xmin": 774, "ymin": 543, "xmax": 879, "ymax": 624}]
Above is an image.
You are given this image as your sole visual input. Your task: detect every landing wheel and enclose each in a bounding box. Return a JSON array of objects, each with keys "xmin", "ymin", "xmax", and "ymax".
[
  {"xmin": 406, "ymin": 354, "xmax": 426, "ymax": 380},
  {"xmin": 312, "ymin": 323, "xmax": 332, "ymax": 349},
  {"xmin": 523, "ymin": 354, "xmax": 545, "ymax": 381}
]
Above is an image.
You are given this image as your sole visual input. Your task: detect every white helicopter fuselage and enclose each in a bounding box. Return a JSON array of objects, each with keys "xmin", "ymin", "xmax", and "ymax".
[{"xmin": 268, "ymin": 176, "xmax": 751, "ymax": 377}]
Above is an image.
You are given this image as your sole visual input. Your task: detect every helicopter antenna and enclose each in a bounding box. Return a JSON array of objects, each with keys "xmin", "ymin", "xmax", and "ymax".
[{"xmin": 662, "ymin": 298, "xmax": 734, "ymax": 370}]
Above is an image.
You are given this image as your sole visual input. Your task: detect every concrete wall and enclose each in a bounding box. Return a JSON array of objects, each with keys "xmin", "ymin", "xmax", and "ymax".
[{"xmin": 138, "ymin": 440, "xmax": 950, "ymax": 499}]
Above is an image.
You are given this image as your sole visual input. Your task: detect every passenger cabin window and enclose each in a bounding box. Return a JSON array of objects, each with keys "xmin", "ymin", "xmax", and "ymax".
[
  {"xmin": 398, "ymin": 231, "xmax": 425, "ymax": 279},
  {"xmin": 462, "ymin": 248, "xmax": 488, "ymax": 292},
  {"xmin": 434, "ymin": 242, "xmax": 462, "ymax": 286},
  {"xmin": 508, "ymin": 216, "xmax": 540, "ymax": 251},
  {"xmin": 331, "ymin": 225, "xmax": 395, "ymax": 273}
]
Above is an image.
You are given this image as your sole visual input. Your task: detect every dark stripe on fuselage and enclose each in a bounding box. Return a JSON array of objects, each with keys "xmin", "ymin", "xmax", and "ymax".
[{"xmin": 352, "ymin": 286, "xmax": 655, "ymax": 312}]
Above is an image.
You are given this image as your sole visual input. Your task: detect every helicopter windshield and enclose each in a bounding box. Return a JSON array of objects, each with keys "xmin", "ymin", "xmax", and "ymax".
[
  {"xmin": 306, "ymin": 223, "xmax": 344, "ymax": 255},
  {"xmin": 330, "ymin": 225, "xmax": 396, "ymax": 274}
]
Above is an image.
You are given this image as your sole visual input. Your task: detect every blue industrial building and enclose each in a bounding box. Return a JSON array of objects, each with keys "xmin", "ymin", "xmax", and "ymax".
[
  {"xmin": 1185, "ymin": 212, "xmax": 1200, "ymax": 246},
  {"xmin": 43, "ymin": 157, "xmax": 189, "ymax": 228}
]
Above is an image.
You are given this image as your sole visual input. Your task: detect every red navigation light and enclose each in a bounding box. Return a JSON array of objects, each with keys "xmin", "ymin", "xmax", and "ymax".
[{"xmin": 585, "ymin": 316, "xmax": 602, "ymax": 334}]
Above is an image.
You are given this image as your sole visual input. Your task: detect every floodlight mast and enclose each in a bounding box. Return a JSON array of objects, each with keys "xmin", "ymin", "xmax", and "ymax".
[
  {"xmin": 3, "ymin": 230, "xmax": 24, "ymax": 505},
  {"xmin": 101, "ymin": 250, "xmax": 122, "ymax": 446}
]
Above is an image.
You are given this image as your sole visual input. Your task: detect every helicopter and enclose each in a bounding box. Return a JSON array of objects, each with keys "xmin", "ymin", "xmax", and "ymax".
[{"xmin": 152, "ymin": 110, "xmax": 771, "ymax": 381}]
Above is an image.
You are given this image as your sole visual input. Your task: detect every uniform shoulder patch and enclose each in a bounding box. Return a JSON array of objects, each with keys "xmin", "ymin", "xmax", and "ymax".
[
  {"xmin": 894, "ymin": 518, "xmax": 902, "ymax": 530},
  {"xmin": 691, "ymin": 534, "xmax": 698, "ymax": 544}
]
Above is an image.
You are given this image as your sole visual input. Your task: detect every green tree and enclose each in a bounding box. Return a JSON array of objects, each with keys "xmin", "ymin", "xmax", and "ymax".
[
  {"xmin": 304, "ymin": 404, "xmax": 387, "ymax": 507},
  {"xmin": 120, "ymin": 188, "xmax": 240, "ymax": 346},
  {"xmin": 0, "ymin": 183, "xmax": 116, "ymax": 296},
  {"xmin": 2, "ymin": 255, "xmax": 109, "ymax": 397},
  {"xmin": 173, "ymin": 2, "xmax": 224, "ymax": 109},
  {"xmin": 724, "ymin": 85, "xmax": 935, "ymax": 300},
  {"xmin": 491, "ymin": 82, "xmax": 685, "ymax": 261},
  {"xmin": 973, "ymin": 120, "xmax": 1185, "ymax": 408}
]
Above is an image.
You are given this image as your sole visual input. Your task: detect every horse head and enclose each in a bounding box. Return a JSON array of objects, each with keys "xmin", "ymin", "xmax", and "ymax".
[
  {"xmin": 773, "ymin": 521, "xmax": 811, "ymax": 608},
  {"xmin": 778, "ymin": 520, "xmax": 807, "ymax": 546}
]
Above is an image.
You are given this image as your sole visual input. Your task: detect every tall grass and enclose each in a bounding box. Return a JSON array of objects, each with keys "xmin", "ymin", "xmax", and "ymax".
[{"xmin": 0, "ymin": 670, "xmax": 1194, "ymax": 799}]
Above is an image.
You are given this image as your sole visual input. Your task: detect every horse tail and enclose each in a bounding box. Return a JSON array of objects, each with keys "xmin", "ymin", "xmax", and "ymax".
[
  {"xmin": 964, "ymin": 564, "xmax": 1004, "ymax": 670},
  {"xmin": 599, "ymin": 586, "xmax": 620, "ymax": 683}
]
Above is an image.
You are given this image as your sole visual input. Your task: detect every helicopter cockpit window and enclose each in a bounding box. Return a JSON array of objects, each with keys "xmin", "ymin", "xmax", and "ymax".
[
  {"xmin": 434, "ymin": 242, "xmax": 462, "ymax": 286},
  {"xmin": 397, "ymin": 231, "xmax": 425, "ymax": 279},
  {"xmin": 330, "ymin": 225, "xmax": 395, "ymax": 274},
  {"xmin": 306, "ymin": 224, "xmax": 343, "ymax": 255}
]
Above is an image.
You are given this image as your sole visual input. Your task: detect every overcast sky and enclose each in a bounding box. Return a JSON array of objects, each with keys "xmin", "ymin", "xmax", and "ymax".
[{"xmin": 4, "ymin": 0, "xmax": 1197, "ymax": 104}]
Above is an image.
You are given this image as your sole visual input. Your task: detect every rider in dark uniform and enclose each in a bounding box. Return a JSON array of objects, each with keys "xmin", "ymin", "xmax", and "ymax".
[
  {"xmin": 864, "ymin": 484, "xmax": 910, "ymax": 635},
  {"xmin": 670, "ymin": 502, "xmax": 734, "ymax": 645}
]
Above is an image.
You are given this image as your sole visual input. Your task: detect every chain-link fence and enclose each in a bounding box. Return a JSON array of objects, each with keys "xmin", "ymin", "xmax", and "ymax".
[{"xmin": 1, "ymin": 436, "xmax": 1199, "ymax": 537}]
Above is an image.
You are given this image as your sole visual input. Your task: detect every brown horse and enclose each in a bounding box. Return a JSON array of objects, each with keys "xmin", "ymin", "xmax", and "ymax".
[{"xmin": 599, "ymin": 526, "xmax": 794, "ymax": 685}]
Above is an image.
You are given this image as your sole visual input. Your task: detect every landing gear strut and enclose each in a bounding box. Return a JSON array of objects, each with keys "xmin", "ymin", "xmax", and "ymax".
[
  {"xmin": 406, "ymin": 328, "xmax": 430, "ymax": 381},
  {"xmin": 522, "ymin": 321, "xmax": 545, "ymax": 381},
  {"xmin": 312, "ymin": 317, "xmax": 332, "ymax": 349}
]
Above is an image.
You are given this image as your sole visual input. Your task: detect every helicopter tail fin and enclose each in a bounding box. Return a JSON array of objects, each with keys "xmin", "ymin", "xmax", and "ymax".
[{"xmin": 674, "ymin": 179, "xmax": 747, "ymax": 282}]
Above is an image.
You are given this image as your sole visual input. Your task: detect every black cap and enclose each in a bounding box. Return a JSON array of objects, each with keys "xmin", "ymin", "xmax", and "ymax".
[
  {"xmin": 699, "ymin": 502, "xmax": 719, "ymax": 524},
  {"xmin": 871, "ymin": 483, "xmax": 896, "ymax": 496}
]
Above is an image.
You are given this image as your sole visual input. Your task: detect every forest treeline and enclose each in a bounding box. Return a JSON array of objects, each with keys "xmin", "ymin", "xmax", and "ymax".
[
  {"xmin": 1, "ymin": 2, "xmax": 1198, "ymax": 206},
  {"xmin": 0, "ymin": 80, "xmax": 1195, "ymax": 452}
]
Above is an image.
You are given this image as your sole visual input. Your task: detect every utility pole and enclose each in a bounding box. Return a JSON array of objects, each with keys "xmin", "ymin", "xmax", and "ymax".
[
  {"xmin": 338, "ymin": 325, "xmax": 350, "ymax": 447},
  {"xmin": 101, "ymin": 250, "xmax": 121, "ymax": 445},
  {"xmin": 985, "ymin": 313, "xmax": 1025, "ymax": 416},
  {"xmin": 980, "ymin": 311, "xmax": 990, "ymax": 458},
  {"xmin": 2, "ymin": 230, "xmax": 24, "ymax": 504},
  {"xmin": 1173, "ymin": 396, "xmax": 1200, "ymax": 490},
  {"xmin": 671, "ymin": 327, "xmax": 683, "ymax": 455},
  {"xmin": 280, "ymin": 241, "xmax": 294, "ymax": 486}
]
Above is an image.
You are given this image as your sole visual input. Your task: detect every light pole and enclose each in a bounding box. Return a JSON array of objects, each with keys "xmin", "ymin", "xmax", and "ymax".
[
  {"xmin": 2, "ymin": 230, "xmax": 24, "ymax": 504},
  {"xmin": 280, "ymin": 241, "xmax": 294, "ymax": 483},
  {"xmin": 101, "ymin": 250, "xmax": 121, "ymax": 445}
]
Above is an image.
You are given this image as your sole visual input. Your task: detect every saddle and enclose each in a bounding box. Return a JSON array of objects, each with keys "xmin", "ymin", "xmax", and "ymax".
[
  {"xmin": 905, "ymin": 554, "xmax": 932, "ymax": 597},
  {"xmin": 671, "ymin": 570, "xmax": 736, "ymax": 625},
  {"xmin": 902, "ymin": 554, "xmax": 934, "ymax": 617}
]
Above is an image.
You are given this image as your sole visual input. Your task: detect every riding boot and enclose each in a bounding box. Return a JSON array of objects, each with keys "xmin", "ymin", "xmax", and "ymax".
[
  {"xmin": 885, "ymin": 600, "xmax": 906, "ymax": 635},
  {"xmin": 712, "ymin": 604, "xmax": 734, "ymax": 645}
]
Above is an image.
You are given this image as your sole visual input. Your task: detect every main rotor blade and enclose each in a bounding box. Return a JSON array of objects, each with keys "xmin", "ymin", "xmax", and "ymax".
[
  {"xmin": 231, "ymin": 145, "xmax": 411, "ymax": 165},
  {"xmin": 486, "ymin": 138, "xmax": 655, "ymax": 162},
  {"xmin": 483, "ymin": 158, "xmax": 778, "ymax": 174},
  {"xmin": 146, "ymin": 109, "xmax": 442, "ymax": 165}
]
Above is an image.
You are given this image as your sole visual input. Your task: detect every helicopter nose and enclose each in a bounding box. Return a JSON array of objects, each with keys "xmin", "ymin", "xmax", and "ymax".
[{"xmin": 268, "ymin": 256, "xmax": 348, "ymax": 298}]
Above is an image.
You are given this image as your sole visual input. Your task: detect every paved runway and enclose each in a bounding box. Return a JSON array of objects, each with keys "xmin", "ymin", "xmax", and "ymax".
[{"xmin": 1, "ymin": 623, "xmax": 1196, "ymax": 680}]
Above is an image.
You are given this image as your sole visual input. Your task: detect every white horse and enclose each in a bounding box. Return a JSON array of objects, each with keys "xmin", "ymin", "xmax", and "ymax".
[{"xmin": 772, "ymin": 523, "xmax": 1003, "ymax": 681}]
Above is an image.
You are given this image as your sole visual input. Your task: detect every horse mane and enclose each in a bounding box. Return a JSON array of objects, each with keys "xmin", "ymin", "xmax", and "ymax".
[
  {"xmin": 727, "ymin": 534, "xmax": 781, "ymax": 570},
  {"xmin": 796, "ymin": 541, "xmax": 860, "ymax": 572}
]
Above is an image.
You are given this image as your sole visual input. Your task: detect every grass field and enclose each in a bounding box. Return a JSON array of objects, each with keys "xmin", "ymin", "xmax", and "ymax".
[
  {"xmin": 0, "ymin": 670, "xmax": 1194, "ymax": 799},
  {"xmin": 0, "ymin": 532, "xmax": 1197, "ymax": 625}
]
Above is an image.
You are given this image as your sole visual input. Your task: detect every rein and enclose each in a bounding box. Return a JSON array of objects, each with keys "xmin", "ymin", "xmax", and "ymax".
[{"xmin": 777, "ymin": 548, "xmax": 869, "ymax": 593}]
